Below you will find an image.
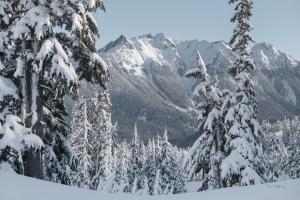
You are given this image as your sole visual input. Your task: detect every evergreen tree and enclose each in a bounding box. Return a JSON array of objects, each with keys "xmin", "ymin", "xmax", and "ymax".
[
  {"xmin": 222, "ymin": 0, "xmax": 264, "ymax": 186},
  {"xmin": 159, "ymin": 130, "xmax": 185, "ymax": 194},
  {"xmin": 0, "ymin": 0, "xmax": 44, "ymax": 174},
  {"xmin": 144, "ymin": 139, "xmax": 157, "ymax": 195},
  {"xmin": 0, "ymin": 0, "xmax": 108, "ymax": 183},
  {"xmin": 262, "ymin": 118, "xmax": 300, "ymax": 181},
  {"xmin": 87, "ymin": 84, "xmax": 114, "ymax": 190},
  {"xmin": 184, "ymin": 52, "xmax": 227, "ymax": 190},
  {"xmin": 283, "ymin": 126, "xmax": 300, "ymax": 179},
  {"xmin": 263, "ymin": 128, "xmax": 287, "ymax": 182},
  {"xmin": 110, "ymin": 142, "xmax": 130, "ymax": 193},
  {"xmin": 141, "ymin": 176, "xmax": 150, "ymax": 195},
  {"xmin": 70, "ymin": 91, "xmax": 94, "ymax": 189},
  {"xmin": 153, "ymin": 169, "xmax": 163, "ymax": 195},
  {"xmin": 125, "ymin": 124, "xmax": 144, "ymax": 194}
]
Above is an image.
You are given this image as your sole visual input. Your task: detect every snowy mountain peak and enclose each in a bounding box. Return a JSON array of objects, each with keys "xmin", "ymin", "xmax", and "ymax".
[
  {"xmin": 100, "ymin": 34, "xmax": 300, "ymax": 79},
  {"xmin": 101, "ymin": 35, "xmax": 133, "ymax": 53},
  {"xmin": 137, "ymin": 33, "xmax": 176, "ymax": 46},
  {"xmin": 99, "ymin": 34, "xmax": 182, "ymax": 77},
  {"xmin": 252, "ymin": 42, "xmax": 299, "ymax": 69}
]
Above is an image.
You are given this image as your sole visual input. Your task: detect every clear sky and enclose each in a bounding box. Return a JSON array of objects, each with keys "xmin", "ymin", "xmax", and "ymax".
[{"xmin": 95, "ymin": 0, "xmax": 300, "ymax": 59}]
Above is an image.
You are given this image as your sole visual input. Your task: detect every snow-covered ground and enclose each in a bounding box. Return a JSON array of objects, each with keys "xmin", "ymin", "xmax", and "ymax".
[{"xmin": 1, "ymin": 171, "xmax": 299, "ymax": 200}]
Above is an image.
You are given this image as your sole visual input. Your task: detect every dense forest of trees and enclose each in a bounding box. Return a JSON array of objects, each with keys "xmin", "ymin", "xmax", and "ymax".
[{"xmin": 0, "ymin": 0, "xmax": 299, "ymax": 197}]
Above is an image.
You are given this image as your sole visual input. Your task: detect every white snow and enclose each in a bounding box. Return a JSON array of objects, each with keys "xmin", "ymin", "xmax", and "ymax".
[
  {"xmin": 0, "ymin": 171, "xmax": 299, "ymax": 200},
  {"xmin": 12, "ymin": 6, "xmax": 51, "ymax": 40},
  {"xmin": 0, "ymin": 60, "xmax": 4, "ymax": 70},
  {"xmin": 0, "ymin": 76, "xmax": 18, "ymax": 101},
  {"xmin": 14, "ymin": 58, "xmax": 24, "ymax": 77},
  {"xmin": 91, "ymin": 52, "xmax": 108, "ymax": 72},
  {"xmin": 22, "ymin": 134, "xmax": 44, "ymax": 150},
  {"xmin": 252, "ymin": 42, "xmax": 298, "ymax": 69},
  {"xmin": 71, "ymin": 13, "xmax": 83, "ymax": 33},
  {"xmin": 101, "ymin": 34, "xmax": 180, "ymax": 77},
  {"xmin": 37, "ymin": 38, "xmax": 78, "ymax": 83},
  {"xmin": 0, "ymin": 115, "xmax": 43, "ymax": 152}
]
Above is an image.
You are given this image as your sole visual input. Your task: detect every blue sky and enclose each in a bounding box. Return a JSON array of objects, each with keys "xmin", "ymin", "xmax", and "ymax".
[{"xmin": 95, "ymin": 0, "xmax": 300, "ymax": 59}]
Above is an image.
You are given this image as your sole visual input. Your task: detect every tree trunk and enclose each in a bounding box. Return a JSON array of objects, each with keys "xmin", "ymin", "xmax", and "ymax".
[
  {"xmin": 23, "ymin": 63, "xmax": 43, "ymax": 179},
  {"xmin": 23, "ymin": 150, "xmax": 43, "ymax": 179}
]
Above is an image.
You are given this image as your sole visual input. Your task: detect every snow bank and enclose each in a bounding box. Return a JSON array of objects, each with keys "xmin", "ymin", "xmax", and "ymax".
[{"xmin": 0, "ymin": 171, "xmax": 299, "ymax": 200}]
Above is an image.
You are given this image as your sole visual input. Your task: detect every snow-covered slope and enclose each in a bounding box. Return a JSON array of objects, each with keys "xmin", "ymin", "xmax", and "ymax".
[
  {"xmin": 1, "ymin": 171, "xmax": 300, "ymax": 200},
  {"xmin": 99, "ymin": 33, "xmax": 300, "ymax": 146}
]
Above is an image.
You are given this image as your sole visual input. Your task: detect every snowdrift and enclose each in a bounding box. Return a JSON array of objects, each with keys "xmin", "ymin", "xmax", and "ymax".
[{"xmin": 0, "ymin": 171, "xmax": 299, "ymax": 200}]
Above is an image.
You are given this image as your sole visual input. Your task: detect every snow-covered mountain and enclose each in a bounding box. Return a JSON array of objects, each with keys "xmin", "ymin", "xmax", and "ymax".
[{"xmin": 99, "ymin": 33, "xmax": 300, "ymax": 146}]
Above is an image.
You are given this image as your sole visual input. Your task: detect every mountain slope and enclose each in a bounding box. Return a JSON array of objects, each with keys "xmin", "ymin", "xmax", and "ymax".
[{"xmin": 99, "ymin": 33, "xmax": 300, "ymax": 146}]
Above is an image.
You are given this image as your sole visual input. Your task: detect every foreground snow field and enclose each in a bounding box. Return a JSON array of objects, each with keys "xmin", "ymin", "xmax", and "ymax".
[{"xmin": 1, "ymin": 171, "xmax": 299, "ymax": 200}]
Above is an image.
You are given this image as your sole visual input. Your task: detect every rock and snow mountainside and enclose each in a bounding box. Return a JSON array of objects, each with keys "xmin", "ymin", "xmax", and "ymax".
[
  {"xmin": 1, "ymin": 171, "xmax": 300, "ymax": 200},
  {"xmin": 99, "ymin": 33, "xmax": 300, "ymax": 146}
]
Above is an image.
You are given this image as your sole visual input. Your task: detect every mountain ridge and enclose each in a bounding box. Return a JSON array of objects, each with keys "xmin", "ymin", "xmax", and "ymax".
[{"xmin": 99, "ymin": 33, "xmax": 300, "ymax": 146}]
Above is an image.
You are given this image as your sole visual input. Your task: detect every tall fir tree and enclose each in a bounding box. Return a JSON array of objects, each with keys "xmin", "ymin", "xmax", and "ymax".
[
  {"xmin": 110, "ymin": 142, "xmax": 130, "ymax": 193},
  {"xmin": 184, "ymin": 52, "xmax": 228, "ymax": 190},
  {"xmin": 70, "ymin": 91, "xmax": 94, "ymax": 189},
  {"xmin": 159, "ymin": 130, "xmax": 185, "ymax": 194},
  {"xmin": 262, "ymin": 126, "xmax": 287, "ymax": 182},
  {"xmin": 0, "ymin": 0, "xmax": 108, "ymax": 183},
  {"xmin": 283, "ymin": 124, "xmax": 300, "ymax": 179},
  {"xmin": 125, "ymin": 124, "xmax": 145, "ymax": 194},
  {"xmin": 144, "ymin": 139, "xmax": 157, "ymax": 195},
  {"xmin": 0, "ymin": 0, "xmax": 44, "ymax": 174},
  {"xmin": 87, "ymin": 84, "xmax": 115, "ymax": 190},
  {"xmin": 222, "ymin": 0, "xmax": 264, "ymax": 186}
]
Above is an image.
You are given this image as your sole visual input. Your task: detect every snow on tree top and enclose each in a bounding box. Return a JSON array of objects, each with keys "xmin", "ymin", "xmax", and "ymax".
[
  {"xmin": 185, "ymin": 52, "xmax": 207, "ymax": 79},
  {"xmin": 196, "ymin": 52, "xmax": 206, "ymax": 71}
]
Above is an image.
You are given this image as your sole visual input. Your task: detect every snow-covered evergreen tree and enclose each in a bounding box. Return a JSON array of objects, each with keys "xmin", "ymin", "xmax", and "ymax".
[
  {"xmin": 262, "ymin": 118, "xmax": 300, "ymax": 181},
  {"xmin": 159, "ymin": 131, "xmax": 185, "ymax": 194},
  {"xmin": 70, "ymin": 92, "xmax": 94, "ymax": 189},
  {"xmin": 263, "ymin": 128, "xmax": 287, "ymax": 182},
  {"xmin": 87, "ymin": 85, "xmax": 115, "ymax": 190},
  {"xmin": 125, "ymin": 125, "xmax": 145, "ymax": 194},
  {"xmin": 0, "ymin": 0, "xmax": 108, "ymax": 183},
  {"xmin": 284, "ymin": 126, "xmax": 300, "ymax": 179},
  {"xmin": 184, "ymin": 52, "xmax": 227, "ymax": 190},
  {"xmin": 0, "ymin": 1, "xmax": 44, "ymax": 175},
  {"xmin": 110, "ymin": 142, "xmax": 130, "ymax": 193},
  {"xmin": 143, "ymin": 132, "xmax": 186, "ymax": 195},
  {"xmin": 141, "ymin": 176, "xmax": 150, "ymax": 195},
  {"xmin": 222, "ymin": 0, "xmax": 264, "ymax": 186},
  {"xmin": 144, "ymin": 139, "xmax": 157, "ymax": 195},
  {"xmin": 153, "ymin": 169, "xmax": 163, "ymax": 195}
]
